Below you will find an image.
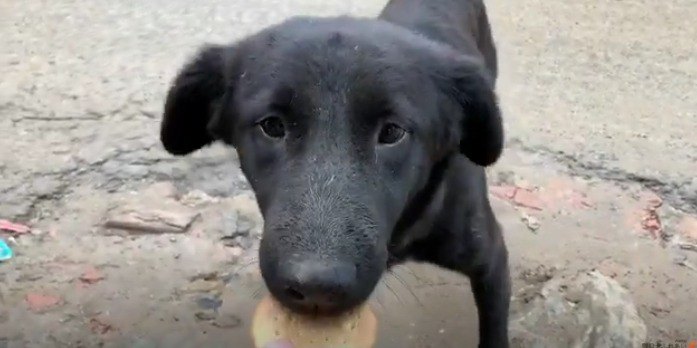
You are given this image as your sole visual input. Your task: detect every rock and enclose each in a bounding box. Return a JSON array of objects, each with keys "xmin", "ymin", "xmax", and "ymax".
[
  {"xmin": 520, "ymin": 212, "xmax": 541, "ymax": 232},
  {"xmin": 104, "ymin": 205, "xmax": 199, "ymax": 234},
  {"xmin": 79, "ymin": 266, "xmax": 105, "ymax": 285},
  {"xmin": 510, "ymin": 271, "xmax": 647, "ymax": 348},
  {"xmin": 212, "ymin": 314, "xmax": 242, "ymax": 329},
  {"xmin": 196, "ymin": 296, "xmax": 223, "ymax": 311},
  {"xmin": 195, "ymin": 311, "xmax": 216, "ymax": 321}
]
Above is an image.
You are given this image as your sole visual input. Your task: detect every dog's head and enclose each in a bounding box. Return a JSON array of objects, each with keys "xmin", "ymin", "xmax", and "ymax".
[{"xmin": 161, "ymin": 17, "xmax": 503, "ymax": 315}]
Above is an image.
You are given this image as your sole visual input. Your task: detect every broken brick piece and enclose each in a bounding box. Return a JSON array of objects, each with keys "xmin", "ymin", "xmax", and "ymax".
[
  {"xmin": 104, "ymin": 206, "xmax": 199, "ymax": 234},
  {"xmin": 0, "ymin": 219, "xmax": 31, "ymax": 235},
  {"xmin": 490, "ymin": 185, "xmax": 517, "ymax": 200},
  {"xmin": 25, "ymin": 293, "xmax": 63, "ymax": 312},
  {"xmin": 79, "ymin": 266, "xmax": 105, "ymax": 284},
  {"xmin": 677, "ymin": 215, "xmax": 697, "ymax": 242},
  {"xmin": 640, "ymin": 210, "xmax": 663, "ymax": 239},
  {"xmin": 512, "ymin": 189, "xmax": 545, "ymax": 211}
]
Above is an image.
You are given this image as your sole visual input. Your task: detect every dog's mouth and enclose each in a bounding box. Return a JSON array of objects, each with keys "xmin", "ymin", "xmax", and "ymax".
[{"xmin": 266, "ymin": 282, "xmax": 371, "ymax": 318}]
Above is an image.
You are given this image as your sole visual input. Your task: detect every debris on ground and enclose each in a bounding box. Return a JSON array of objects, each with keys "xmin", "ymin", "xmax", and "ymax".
[
  {"xmin": 489, "ymin": 185, "xmax": 517, "ymax": 200},
  {"xmin": 88, "ymin": 317, "xmax": 115, "ymax": 335},
  {"xmin": 0, "ymin": 238, "xmax": 13, "ymax": 261},
  {"xmin": 79, "ymin": 266, "xmax": 105, "ymax": 285},
  {"xmin": 678, "ymin": 242, "xmax": 697, "ymax": 252},
  {"xmin": 0, "ymin": 219, "xmax": 31, "ymax": 236},
  {"xmin": 104, "ymin": 206, "xmax": 199, "ymax": 234},
  {"xmin": 677, "ymin": 215, "xmax": 697, "ymax": 243},
  {"xmin": 489, "ymin": 185, "xmax": 544, "ymax": 211},
  {"xmin": 212, "ymin": 313, "xmax": 242, "ymax": 329},
  {"xmin": 640, "ymin": 193, "xmax": 664, "ymax": 239},
  {"xmin": 195, "ymin": 311, "xmax": 216, "ymax": 321},
  {"xmin": 180, "ymin": 278, "xmax": 224, "ymax": 294},
  {"xmin": 520, "ymin": 212, "xmax": 541, "ymax": 232},
  {"xmin": 25, "ymin": 293, "xmax": 63, "ymax": 313},
  {"xmin": 180, "ymin": 190, "xmax": 220, "ymax": 207},
  {"xmin": 672, "ymin": 254, "xmax": 697, "ymax": 271}
]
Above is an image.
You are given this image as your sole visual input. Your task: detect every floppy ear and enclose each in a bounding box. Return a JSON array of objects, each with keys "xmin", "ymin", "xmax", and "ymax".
[
  {"xmin": 443, "ymin": 56, "xmax": 504, "ymax": 167},
  {"xmin": 160, "ymin": 44, "xmax": 230, "ymax": 155}
]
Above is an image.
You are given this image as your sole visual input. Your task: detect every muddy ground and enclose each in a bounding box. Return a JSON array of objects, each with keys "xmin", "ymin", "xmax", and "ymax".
[{"xmin": 1, "ymin": 0, "xmax": 696, "ymax": 347}]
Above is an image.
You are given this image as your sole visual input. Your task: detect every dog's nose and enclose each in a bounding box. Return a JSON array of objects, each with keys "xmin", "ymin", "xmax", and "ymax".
[{"xmin": 276, "ymin": 257, "xmax": 358, "ymax": 314}]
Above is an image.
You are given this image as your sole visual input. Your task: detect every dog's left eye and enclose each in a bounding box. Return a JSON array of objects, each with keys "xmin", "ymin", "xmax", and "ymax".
[
  {"xmin": 378, "ymin": 123, "xmax": 407, "ymax": 145},
  {"xmin": 257, "ymin": 116, "xmax": 286, "ymax": 139}
]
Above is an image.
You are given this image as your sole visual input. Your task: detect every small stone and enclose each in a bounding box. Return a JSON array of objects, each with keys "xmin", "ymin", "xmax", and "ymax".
[
  {"xmin": 640, "ymin": 209, "xmax": 662, "ymax": 239},
  {"xmin": 180, "ymin": 279, "xmax": 223, "ymax": 294},
  {"xmin": 212, "ymin": 314, "xmax": 242, "ymax": 328},
  {"xmin": 196, "ymin": 296, "xmax": 223, "ymax": 311},
  {"xmin": 89, "ymin": 317, "xmax": 115, "ymax": 334},
  {"xmin": 521, "ymin": 213, "xmax": 541, "ymax": 232},
  {"xmin": 79, "ymin": 266, "xmax": 105, "ymax": 284},
  {"xmin": 180, "ymin": 190, "xmax": 219, "ymax": 207},
  {"xmin": 195, "ymin": 311, "xmax": 216, "ymax": 321}
]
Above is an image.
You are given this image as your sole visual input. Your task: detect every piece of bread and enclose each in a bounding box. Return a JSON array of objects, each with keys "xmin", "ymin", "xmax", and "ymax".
[{"xmin": 251, "ymin": 295, "xmax": 377, "ymax": 348}]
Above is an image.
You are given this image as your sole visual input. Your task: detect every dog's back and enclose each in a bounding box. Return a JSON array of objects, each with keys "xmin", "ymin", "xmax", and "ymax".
[{"xmin": 380, "ymin": 0, "xmax": 498, "ymax": 80}]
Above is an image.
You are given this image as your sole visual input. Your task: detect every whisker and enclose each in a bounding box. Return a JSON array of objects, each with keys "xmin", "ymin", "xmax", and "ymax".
[
  {"xmin": 390, "ymin": 270, "xmax": 423, "ymax": 308},
  {"xmin": 383, "ymin": 277, "xmax": 404, "ymax": 305},
  {"xmin": 251, "ymin": 285, "xmax": 266, "ymax": 299}
]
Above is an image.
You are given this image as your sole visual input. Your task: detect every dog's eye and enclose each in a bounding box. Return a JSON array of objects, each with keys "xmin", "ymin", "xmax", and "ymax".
[
  {"xmin": 258, "ymin": 116, "xmax": 286, "ymax": 139},
  {"xmin": 378, "ymin": 123, "xmax": 406, "ymax": 145}
]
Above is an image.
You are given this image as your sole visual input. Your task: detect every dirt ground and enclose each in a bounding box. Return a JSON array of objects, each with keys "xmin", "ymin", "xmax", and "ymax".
[{"xmin": 1, "ymin": 0, "xmax": 696, "ymax": 347}]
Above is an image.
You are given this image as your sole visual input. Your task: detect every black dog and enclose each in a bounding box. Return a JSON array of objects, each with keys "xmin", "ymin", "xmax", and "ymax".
[{"xmin": 160, "ymin": 0, "xmax": 509, "ymax": 346}]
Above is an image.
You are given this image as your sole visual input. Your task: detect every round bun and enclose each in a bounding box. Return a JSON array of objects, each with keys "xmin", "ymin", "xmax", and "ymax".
[{"xmin": 251, "ymin": 295, "xmax": 377, "ymax": 348}]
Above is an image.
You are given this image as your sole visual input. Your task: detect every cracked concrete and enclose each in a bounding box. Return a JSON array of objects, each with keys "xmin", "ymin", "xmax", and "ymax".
[{"xmin": 1, "ymin": 0, "xmax": 696, "ymax": 347}]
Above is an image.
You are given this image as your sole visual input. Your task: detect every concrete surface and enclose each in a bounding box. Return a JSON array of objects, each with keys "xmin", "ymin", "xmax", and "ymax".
[{"xmin": 1, "ymin": 0, "xmax": 696, "ymax": 347}]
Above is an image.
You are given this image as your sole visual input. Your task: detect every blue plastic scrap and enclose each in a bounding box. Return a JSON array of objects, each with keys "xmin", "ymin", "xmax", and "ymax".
[{"xmin": 0, "ymin": 239, "xmax": 13, "ymax": 261}]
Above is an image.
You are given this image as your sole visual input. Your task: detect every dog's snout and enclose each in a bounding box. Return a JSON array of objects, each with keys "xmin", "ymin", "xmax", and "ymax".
[{"xmin": 275, "ymin": 257, "xmax": 358, "ymax": 314}]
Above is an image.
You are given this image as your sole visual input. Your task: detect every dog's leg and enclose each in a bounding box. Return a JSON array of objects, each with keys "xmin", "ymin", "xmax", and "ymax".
[
  {"xmin": 467, "ymin": 241, "xmax": 510, "ymax": 348},
  {"xmin": 409, "ymin": 223, "xmax": 511, "ymax": 347}
]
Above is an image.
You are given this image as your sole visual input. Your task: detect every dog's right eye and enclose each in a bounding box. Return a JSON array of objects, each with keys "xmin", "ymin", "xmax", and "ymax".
[
  {"xmin": 378, "ymin": 123, "xmax": 407, "ymax": 145},
  {"xmin": 257, "ymin": 116, "xmax": 286, "ymax": 139}
]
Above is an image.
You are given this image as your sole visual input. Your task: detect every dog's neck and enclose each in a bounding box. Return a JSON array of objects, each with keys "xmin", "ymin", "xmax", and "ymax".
[{"xmin": 388, "ymin": 155, "xmax": 452, "ymax": 260}]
